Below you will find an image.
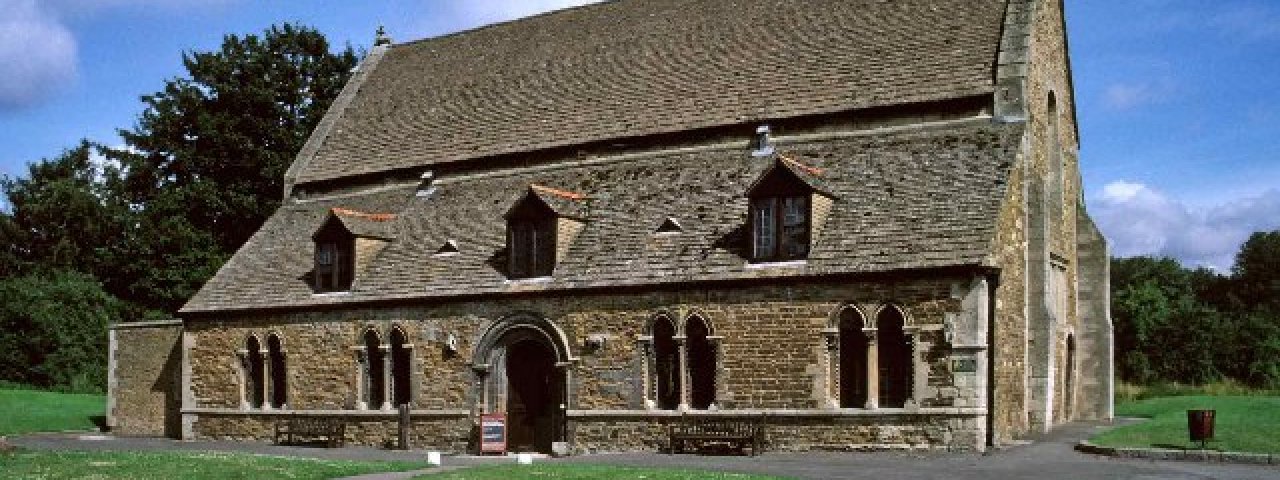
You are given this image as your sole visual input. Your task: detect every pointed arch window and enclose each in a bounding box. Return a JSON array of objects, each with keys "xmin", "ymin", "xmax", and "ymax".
[
  {"xmin": 362, "ymin": 329, "xmax": 386, "ymax": 410},
  {"xmin": 266, "ymin": 333, "xmax": 287, "ymax": 409},
  {"xmin": 244, "ymin": 336, "xmax": 265, "ymax": 409},
  {"xmin": 652, "ymin": 316, "xmax": 681, "ymax": 410},
  {"xmin": 876, "ymin": 306, "xmax": 912, "ymax": 408},
  {"xmin": 838, "ymin": 308, "xmax": 869, "ymax": 408},
  {"xmin": 685, "ymin": 315, "xmax": 717, "ymax": 409},
  {"xmin": 390, "ymin": 327, "xmax": 413, "ymax": 407}
]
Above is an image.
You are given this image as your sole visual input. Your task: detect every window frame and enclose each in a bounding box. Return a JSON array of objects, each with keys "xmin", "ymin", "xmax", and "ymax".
[
  {"xmin": 507, "ymin": 215, "xmax": 556, "ymax": 279},
  {"xmin": 749, "ymin": 193, "xmax": 811, "ymax": 262},
  {"xmin": 313, "ymin": 235, "xmax": 355, "ymax": 292}
]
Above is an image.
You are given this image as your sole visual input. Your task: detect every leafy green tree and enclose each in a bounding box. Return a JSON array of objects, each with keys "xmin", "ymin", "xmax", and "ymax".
[
  {"xmin": 0, "ymin": 271, "xmax": 126, "ymax": 392},
  {"xmin": 0, "ymin": 141, "xmax": 128, "ymax": 284},
  {"xmin": 1233, "ymin": 230, "xmax": 1280, "ymax": 313},
  {"xmin": 108, "ymin": 24, "xmax": 358, "ymax": 313}
]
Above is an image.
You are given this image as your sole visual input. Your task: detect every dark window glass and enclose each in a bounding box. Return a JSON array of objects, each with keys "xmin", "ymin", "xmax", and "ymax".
[
  {"xmin": 509, "ymin": 218, "xmax": 555, "ymax": 278},
  {"xmin": 652, "ymin": 317, "xmax": 680, "ymax": 410},
  {"xmin": 315, "ymin": 238, "xmax": 354, "ymax": 292},
  {"xmin": 751, "ymin": 195, "xmax": 809, "ymax": 262}
]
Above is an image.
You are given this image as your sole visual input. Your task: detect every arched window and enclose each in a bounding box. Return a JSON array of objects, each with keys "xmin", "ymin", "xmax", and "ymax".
[
  {"xmin": 838, "ymin": 307, "xmax": 869, "ymax": 408},
  {"xmin": 876, "ymin": 306, "xmax": 911, "ymax": 408},
  {"xmin": 686, "ymin": 315, "xmax": 717, "ymax": 410},
  {"xmin": 652, "ymin": 316, "xmax": 680, "ymax": 410},
  {"xmin": 390, "ymin": 327, "xmax": 412, "ymax": 407},
  {"xmin": 363, "ymin": 329, "xmax": 386, "ymax": 410},
  {"xmin": 245, "ymin": 336, "xmax": 265, "ymax": 409},
  {"xmin": 267, "ymin": 333, "xmax": 286, "ymax": 409}
]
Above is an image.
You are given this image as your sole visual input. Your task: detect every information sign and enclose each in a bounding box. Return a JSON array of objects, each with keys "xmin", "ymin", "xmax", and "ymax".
[{"xmin": 480, "ymin": 413, "xmax": 506, "ymax": 454}]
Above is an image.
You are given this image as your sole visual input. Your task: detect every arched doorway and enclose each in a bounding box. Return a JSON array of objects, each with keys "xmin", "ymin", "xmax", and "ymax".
[
  {"xmin": 505, "ymin": 339, "xmax": 560, "ymax": 453},
  {"xmin": 472, "ymin": 314, "xmax": 573, "ymax": 454}
]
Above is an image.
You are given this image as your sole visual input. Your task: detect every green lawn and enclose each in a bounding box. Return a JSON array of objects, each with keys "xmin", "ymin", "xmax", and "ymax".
[
  {"xmin": 1091, "ymin": 395, "xmax": 1280, "ymax": 454},
  {"xmin": 0, "ymin": 450, "xmax": 429, "ymax": 480},
  {"xmin": 0, "ymin": 388, "xmax": 105, "ymax": 435},
  {"xmin": 419, "ymin": 464, "xmax": 791, "ymax": 480}
]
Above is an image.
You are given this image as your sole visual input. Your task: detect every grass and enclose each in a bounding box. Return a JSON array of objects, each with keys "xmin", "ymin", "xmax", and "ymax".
[
  {"xmin": 0, "ymin": 450, "xmax": 429, "ymax": 480},
  {"xmin": 1091, "ymin": 395, "xmax": 1280, "ymax": 454},
  {"xmin": 418, "ymin": 464, "xmax": 791, "ymax": 480},
  {"xmin": 0, "ymin": 387, "xmax": 105, "ymax": 436}
]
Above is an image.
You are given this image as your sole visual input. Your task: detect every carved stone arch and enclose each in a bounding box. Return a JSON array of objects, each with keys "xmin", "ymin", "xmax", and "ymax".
[
  {"xmin": 470, "ymin": 311, "xmax": 572, "ymax": 453},
  {"xmin": 683, "ymin": 309, "xmax": 716, "ymax": 335},
  {"xmin": 471, "ymin": 311, "xmax": 576, "ymax": 368},
  {"xmin": 828, "ymin": 303, "xmax": 871, "ymax": 409},
  {"xmin": 647, "ymin": 310, "xmax": 679, "ymax": 334},
  {"xmin": 359, "ymin": 326, "xmax": 387, "ymax": 410},
  {"xmin": 872, "ymin": 302, "xmax": 914, "ymax": 327},
  {"xmin": 874, "ymin": 303, "xmax": 912, "ymax": 408}
]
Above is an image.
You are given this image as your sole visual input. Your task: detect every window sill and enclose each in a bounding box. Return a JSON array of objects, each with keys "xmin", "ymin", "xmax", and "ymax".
[
  {"xmin": 504, "ymin": 276, "xmax": 553, "ymax": 285},
  {"xmin": 311, "ymin": 291, "xmax": 352, "ymax": 297},
  {"xmin": 745, "ymin": 259, "xmax": 808, "ymax": 269}
]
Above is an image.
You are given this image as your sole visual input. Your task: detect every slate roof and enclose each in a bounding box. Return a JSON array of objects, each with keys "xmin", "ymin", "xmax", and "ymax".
[
  {"xmin": 292, "ymin": 0, "xmax": 1007, "ymax": 185},
  {"xmin": 181, "ymin": 119, "xmax": 1022, "ymax": 314}
]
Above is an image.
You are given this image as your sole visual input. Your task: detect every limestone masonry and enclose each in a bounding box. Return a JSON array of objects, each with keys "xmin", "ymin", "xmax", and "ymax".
[{"xmin": 109, "ymin": 0, "xmax": 1112, "ymax": 454}]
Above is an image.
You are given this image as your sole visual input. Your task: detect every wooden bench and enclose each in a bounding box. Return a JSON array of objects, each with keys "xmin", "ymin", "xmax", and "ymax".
[
  {"xmin": 668, "ymin": 417, "xmax": 764, "ymax": 456},
  {"xmin": 275, "ymin": 417, "xmax": 346, "ymax": 448}
]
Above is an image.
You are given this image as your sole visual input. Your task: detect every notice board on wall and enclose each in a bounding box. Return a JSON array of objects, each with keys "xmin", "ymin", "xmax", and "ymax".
[{"xmin": 480, "ymin": 413, "xmax": 506, "ymax": 454}]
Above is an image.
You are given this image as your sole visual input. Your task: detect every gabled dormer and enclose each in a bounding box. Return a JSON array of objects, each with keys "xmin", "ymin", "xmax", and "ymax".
[
  {"xmin": 504, "ymin": 184, "xmax": 588, "ymax": 279},
  {"xmin": 312, "ymin": 208, "xmax": 397, "ymax": 292},
  {"xmin": 745, "ymin": 155, "xmax": 835, "ymax": 263}
]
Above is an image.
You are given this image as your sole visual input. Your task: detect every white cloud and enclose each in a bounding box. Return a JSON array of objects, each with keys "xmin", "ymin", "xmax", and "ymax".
[
  {"xmin": 1091, "ymin": 181, "xmax": 1280, "ymax": 270},
  {"xmin": 0, "ymin": 0, "xmax": 77, "ymax": 110}
]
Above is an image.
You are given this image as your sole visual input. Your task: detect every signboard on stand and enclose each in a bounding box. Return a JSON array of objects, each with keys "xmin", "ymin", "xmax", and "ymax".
[{"xmin": 480, "ymin": 413, "xmax": 507, "ymax": 455}]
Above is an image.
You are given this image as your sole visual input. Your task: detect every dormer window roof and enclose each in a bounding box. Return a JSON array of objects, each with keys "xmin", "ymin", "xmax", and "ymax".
[
  {"xmin": 745, "ymin": 155, "xmax": 835, "ymax": 263},
  {"xmin": 504, "ymin": 184, "xmax": 588, "ymax": 279},
  {"xmin": 311, "ymin": 208, "xmax": 397, "ymax": 293}
]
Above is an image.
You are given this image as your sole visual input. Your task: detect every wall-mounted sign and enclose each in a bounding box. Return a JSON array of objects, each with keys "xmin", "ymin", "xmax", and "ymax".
[
  {"xmin": 952, "ymin": 358, "xmax": 977, "ymax": 373},
  {"xmin": 480, "ymin": 413, "xmax": 506, "ymax": 454}
]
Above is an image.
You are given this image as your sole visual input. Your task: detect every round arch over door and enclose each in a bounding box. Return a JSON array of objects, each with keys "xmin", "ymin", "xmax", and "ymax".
[{"xmin": 471, "ymin": 313, "xmax": 575, "ymax": 454}]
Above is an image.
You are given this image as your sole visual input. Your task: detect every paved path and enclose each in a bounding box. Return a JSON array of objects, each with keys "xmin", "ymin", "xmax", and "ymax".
[
  {"xmin": 9, "ymin": 422, "xmax": 1279, "ymax": 479},
  {"xmin": 559, "ymin": 421, "xmax": 1280, "ymax": 480}
]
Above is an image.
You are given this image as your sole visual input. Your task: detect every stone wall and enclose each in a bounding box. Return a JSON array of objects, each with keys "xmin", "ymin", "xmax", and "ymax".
[
  {"xmin": 184, "ymin": 275, "xmax": 991, "ymax": 451},
  {"xmin": 108, "ymin": 320, "xmax": 182, "ymax": 437}
]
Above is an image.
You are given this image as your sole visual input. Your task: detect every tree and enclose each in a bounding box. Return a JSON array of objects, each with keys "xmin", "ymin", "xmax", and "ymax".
[
  {"xmin": 0, "ymin": 141, "xmax": 128, "ymax": 284},
  {"xmin": 1233, "ymin": 230, "xmax": 1280, "ymax": 313},
  {"xmin": 0, "ymin": 271, "xmax": 127, "ymax": 392},
  {"xmin": 108, "ymin": 24, "xmax": 358, "ymax": 313}
]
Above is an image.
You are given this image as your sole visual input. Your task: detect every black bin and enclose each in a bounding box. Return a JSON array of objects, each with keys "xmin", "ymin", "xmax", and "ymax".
[{"xmin": 1186, "ymin": 409, "xmax": 1215, "ymax": 447}]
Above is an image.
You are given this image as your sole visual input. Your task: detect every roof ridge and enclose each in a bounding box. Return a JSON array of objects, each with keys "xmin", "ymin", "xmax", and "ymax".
[{"xmin": 389, "ymin": 0, "xmax": 614, "ymax": 50}]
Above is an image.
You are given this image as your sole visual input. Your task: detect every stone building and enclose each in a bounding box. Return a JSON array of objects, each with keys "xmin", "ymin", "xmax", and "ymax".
[{"xmin": 107, "ymin": 0, "xmax": 1113, "ymax": 453}]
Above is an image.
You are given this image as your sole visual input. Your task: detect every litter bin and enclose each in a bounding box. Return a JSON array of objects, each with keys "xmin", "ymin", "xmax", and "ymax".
[{"xmin": 1186, "ymin": 409, "xmax": 1215, "ymax": 448}]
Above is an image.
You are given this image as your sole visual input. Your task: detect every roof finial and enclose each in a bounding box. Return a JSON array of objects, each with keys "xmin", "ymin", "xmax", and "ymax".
[{"xmin": 374, "ymin": 25, "xmax": 392, "ymax": 46}]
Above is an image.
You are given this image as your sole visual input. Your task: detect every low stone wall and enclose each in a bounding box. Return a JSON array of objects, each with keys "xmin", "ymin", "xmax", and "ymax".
[
  {"xmin": 567, "ymin": 410, "xmax": 986, "ymax": 453},
  {"xmin": 108, "ymin": 320, "xmax": 183, "ymax": 437},
  {"xmin": 188, "ymin": 410, "xmax": 472, "ymax": 451}
]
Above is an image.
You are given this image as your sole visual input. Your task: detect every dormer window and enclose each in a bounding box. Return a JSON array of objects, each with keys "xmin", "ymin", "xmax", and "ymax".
[
  {"xmin": 752, "ymin": 195, "xmax": 809, "ymax": 260},
  {"xmin": 505, "ymin": 184, "xmax": 589, "ymax": 279},
  {"xmin": 745, "ymin": 154, "xmax": 835, "ymax": 263},
  {"xmin": 314, "ymin": 235, "xmax": 354, "ymax": 292},
  {"xmin": 312, "ymin": 208, "xmax": 397, "ymax": 293}
]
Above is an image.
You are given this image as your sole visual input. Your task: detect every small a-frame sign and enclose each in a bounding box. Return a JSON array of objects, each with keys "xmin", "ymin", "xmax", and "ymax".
[{"xmin": 480, "ymin": 413, "xmax": 507, "ymax": 454}]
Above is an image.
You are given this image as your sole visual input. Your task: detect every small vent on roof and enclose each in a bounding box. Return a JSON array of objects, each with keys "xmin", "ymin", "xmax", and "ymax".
[
  {"xmin": 751, "ymin": 125, "xmax": 775, "ymax": 157},
  {"xmin": 416, "ymin": 170, "xmax": 436, "ymax": 198},
  {"xmin": 655, "ymin": 217, "xmax": 683, "ymax": 235},
  {"xmin": 434, "ymin": 239, "xmax": 460, "ymax": 256}
]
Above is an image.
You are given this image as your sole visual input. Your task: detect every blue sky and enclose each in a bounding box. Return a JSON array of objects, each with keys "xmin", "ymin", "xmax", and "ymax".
[{"xmin": 1, "ymin": 0, "xmax": 1277, "ymax": 271}]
